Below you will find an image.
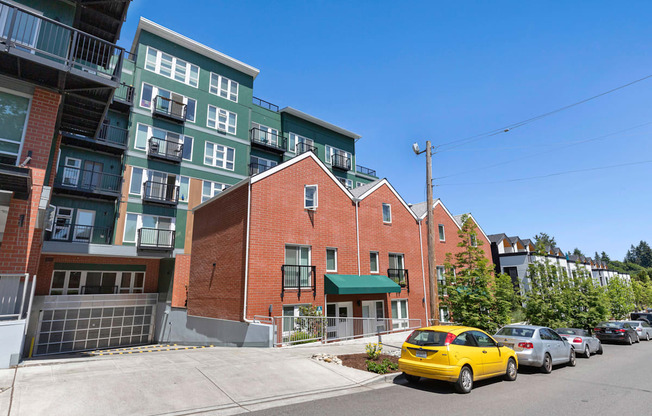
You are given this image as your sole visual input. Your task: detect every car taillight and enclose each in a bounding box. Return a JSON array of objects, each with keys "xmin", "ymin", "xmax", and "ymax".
[
  {"xmin": 615, "ymin": 329, "xmax": 626, "ymax": 333},
  {"xmin": 444, "ymin": 332, "xmax": 457, "ymax": 346},
  {"xmin": 518, "ymin": 342, "xmax": 534, "ymax": 349},
  {"xmin": 594, "ymin": 328, "xmax": 601, "ymax": 332},
  {"xmin": 573, "ymin": 337, "xmax": 582, "ymax": 343}
]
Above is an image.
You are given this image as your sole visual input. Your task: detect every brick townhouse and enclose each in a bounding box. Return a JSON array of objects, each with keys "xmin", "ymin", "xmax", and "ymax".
[{"xmin": 189, "ymin": 151, "xmax": 494, "ymax": 341}]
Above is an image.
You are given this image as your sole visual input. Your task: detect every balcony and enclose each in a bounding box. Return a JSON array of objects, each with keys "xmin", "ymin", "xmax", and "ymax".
[
  {"xmin": 252, "ymin": 96, "xmax": 279, "ymax": 112},
  {"xmin": 388, "ymin": 269, "xmax": 410, "ymax": 292},
  {"xmin": 111, "ymin": 83, "xmax": 134, "ymax": 111},
  {"xmin": 46, "ymin": 224, "xmax": 112, "ymax": 245},
  {"xmin": 356, "ymin": 165, "xmax": 377, "ymax": 177},
  {"xmin": 0, "ymin": 164, "xmax": 31, "ymax": 200},
  {"xmin": 281, "ymin": 265, "xmax": 317, "ymax": 299},
  {"xmin": 250, "ymin": 128, "xmax": 286, "ymax": 154},
  {"xmin": 249, "ymin": 162, "xmax": 275, "ymax": 176},
  {"xmin": 80, "ymin": 285, "xmax": 118, "ymax": 295},
  {"xmin": 152, "ymin": 95, "xmax": 186, "ymax": 123},
  {"xmin": 296, "ymin": 142, "xmax": 318, "ymax": 156},
  {"xmin": 137, "ymin": 228, "xmax": 175, "ymax": 251},
  {"xmin": 53, "ymin": 165, "xmax": 122, "ymax": 199},
  {"xmin": 148, "ymin": 137, "xmax": 183, "ymax": 163},
  {"xmin": 331, "ymin": 154, "xmax": 352, "ymax": 171},
  {"xmin": 142, "ymin": 181, "xmax": 179, "ymax": 206},
  {"xmin": 61, "ymin": 123, "xmax": 128, "ymax": 153}
]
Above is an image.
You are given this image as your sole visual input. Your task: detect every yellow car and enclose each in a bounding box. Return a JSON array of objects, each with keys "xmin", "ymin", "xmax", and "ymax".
[{"xmin": 398, "ymin": 325, "xmax": 518, "ymax": 393}]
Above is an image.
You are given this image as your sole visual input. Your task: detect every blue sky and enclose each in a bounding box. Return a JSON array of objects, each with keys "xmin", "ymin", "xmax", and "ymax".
[{"xmin": 120, "ymin": 1, "xmax": 652, "ymax": 260}]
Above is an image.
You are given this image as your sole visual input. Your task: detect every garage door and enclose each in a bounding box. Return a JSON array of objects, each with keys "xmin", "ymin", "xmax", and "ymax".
[{"xmin": 34, "ymin": 293, "xmax": 157, "ymax": 356}]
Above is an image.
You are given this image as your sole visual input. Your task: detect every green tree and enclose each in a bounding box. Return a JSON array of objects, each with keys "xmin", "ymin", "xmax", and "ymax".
[
  {"xmin": 533, "ymin": 232, "xmax": 556, "ymax": 249},
  {"xmin": 600, "ymin": 251, "xmax": 611, "ymax": 263},
  {"xmin": 571, "ymin": 248, "xmax": 584, "ymax": 257},
  {"xmin": 606, "ymin": 277, "xmax": 635, "ymax": 319}
]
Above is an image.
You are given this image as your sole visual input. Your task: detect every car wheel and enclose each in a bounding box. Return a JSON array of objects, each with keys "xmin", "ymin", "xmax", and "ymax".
[
  {"xmin": 584, "ymin": 345, "xmax": 591, "ymax": 358},
  {"xmin": 636, "ymin": 335, "xmax": 640, "ymax": 343},
  {"xmin": 403, "ymin": 373, "xmax": 420, "ymax": 384},
  {"xmin": 541, "ymin": 353, "xmax": 553, "ymax": 374},
  {"xmin": 569, "ymin": 349, "xmax": 576, "ymax": 367},
  {"xmin": 504, "ymin": 358, "xmax": 517, "ymax": 381},
  {"xmin": 455, "ymin": 366, "xmax": 473, "ymax": 394},
  {"xmin": 626, "ymin": 335, "xmax": 633, "ymax": 345},
  {"xmin": 646, "ymin": 333, "xmax": 650, "ymax": 341},
  {"xmin": 597, "ymin": 342, "xmax": 603, "ymax": 354}
]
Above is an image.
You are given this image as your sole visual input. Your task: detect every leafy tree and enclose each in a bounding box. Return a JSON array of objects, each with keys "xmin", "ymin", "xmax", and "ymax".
[
  {"xmin": 594, "ymin": 251, "xmax": 601, "ymax": 262},
  {"xmin": 572, "ymin": 248, "xmax": 584, "ymax": 257},
  {"xmin": 606, "ymin": 277, "xmax": 635, "ymax": 319},
  {"xmin": 533, "ymin": 232, "xmax": 556, "ymax": 249},
  {"xmin": 600, "ymin": 251, "xmax": 611, "ymax": 263},
  {"xmin": 624, "ymin": 241, "xmax": 652, "ymax": 268}
]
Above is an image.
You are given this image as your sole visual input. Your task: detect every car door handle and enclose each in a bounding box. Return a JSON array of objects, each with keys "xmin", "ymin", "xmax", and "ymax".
[{"xmin": 482, "ymin": 350, "xmax": 487, "ymax": 354}]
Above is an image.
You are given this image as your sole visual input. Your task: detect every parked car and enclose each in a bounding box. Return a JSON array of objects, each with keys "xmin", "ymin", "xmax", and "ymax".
[
  {"xmin": 398, "ymin": 325, "xmax": 518, "ymax": 394},
  {"xmin": 594, "ymin": 321, "xmax": 639, "ymax": 344},
  {"xmin": 555, "ymin": 328, "xmax": 603, "ymax": 357},
  {"xmin": 625, "ymin": 321, "xmax": 652, "ymax": 341},
  {"xmin": 494, "ymin": 325, "xmax": 576, "ymax": 373},
  {"xmin": 630, "ymin": 312, "xmax": 652, "ymax": 324}
]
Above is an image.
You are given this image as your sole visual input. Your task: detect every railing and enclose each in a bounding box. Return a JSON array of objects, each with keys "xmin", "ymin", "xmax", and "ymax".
[
  {"xmin": 281, "ymin": 265, "xmax": 316, "ymax": 299},
  {"xmin": 296, "ymin": 142, "xmax": 318, "ymax": 156},
  {"xmin": 124, "ymin": 50, "xmax": 137, "ymax": 62},
  {"xmin": 252, "ymin": 96, "xmax": 279, "ymax": 112},
  {"xmin": 55, "ymin": 165, "xmax": 122, "ymax": 195},
  {"xmin": 356, "ymin": 165, "xmax": 377, "ymax": 177},
  {"xmin": 388, "ymin": 269, "xmax": 409, "ymax": 292},
  {"xmin": 80, "ymin": 285, "xmax": 118, "ymax": 295},
  {"xmin": 143, "ymin": 181, "xmax": 179, "ymax": 205},
  {"xmin": 148, "ymin": 137, "xmax": 183, "ymax": 162},
  {"xmin": 0, "ymin": 273, "xmax": 34, "ymax": 321},
  {"xmin": 249, "ymin": 127, "xmax": 286, "ymax": 152},
  {"xmin": 268, "ymin": 315, "xmax": 422, "ymax": 347},
  {"xmin": 153, "ymin": 95, "xmax": 186, "ymax": 121},
  {"xmin": 113, "ymin": 83, "xmax": 134, "ymax": 104},
  {"xmin": 47, "ymin": 224, "xmax": 112, "ymax": 244},
  {"xmin": 249, "ymin": 162, "xmax": 275, "ymax": 176},
  {"xmin": 98, "ymin": 124, "xmax": 128, "ymax": 147},
  {"xmin": 331, "ymin": 153, "xmax": 352, "ymax": 170},
  {"xmin": 137, "ymin": 228, "xmax": 175, "ymax": 250},
  {"xmin": 0, "ymin": 1, "xmax": 124, "ymax": 82}
]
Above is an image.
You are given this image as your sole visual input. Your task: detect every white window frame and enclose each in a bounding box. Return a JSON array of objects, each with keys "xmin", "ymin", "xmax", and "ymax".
[
  {"xmin": 288, "ymin": 132, "xmax": 312, "ymax": 154},
  {"xmin": 325, "ymin": 145, "xmax": 353, "ymax": 170},
  {"xmin": 179, "ymin": 176, "xmax": 190, "ymax": 204},
  {"xmin": 438, "ymin": 224, "xmax": 445, "ymax": 241},
  {"xmin": 144, "ymin": 46, "xmax": 199, "ymax": 87},
  {"xmin": 0, "ymin": 86, "xmax": 32, "ymax": 166},
  {"xmin": 382, "ymin": 203, "xmax": 392, "ymax": 223},
  {"xmin": 391, "ymin": 299, "xmax": 409, "ymax": 329},
  {"xmin": 204, "ymin": 141, "xmax": 236, "ymax": 170},
  {"xmin": 49, "ymin": 270, "xmax": 146, "ymax": 295},
  {"xmin": 337, "ymin": 177, "xmax": 353, "ymax": 189},
  {"xmin": 326, "ymin": 248, "xmax": 338, "ymax": 273},
  {"xmin": 207, "ymin": 104, "xmax": 237, "ymax": 135},
  {"xmin": 134, "ymin": 123, "xmax": 193, "ymax": 156},
  {"xmin": 129, "ymin": 166, "xmax": 144, "ymax": 196},
  {"xmin": 123, "ymin": 212, "xmax": 176, "ymax": 244},
  {"xmin": 139, "ymin": 82, "xmax": 196, "ymax": 123},
  {"xmin": 437, "ymin": 265, "xmax": 447, "ymax": 295},
  {"xmin": 209, "ymin": 72, "xmax": 239, "ymax": 102},
  {"xmin": 182, "ymin": 136, "xmax": 193, "ymax": 161},
  {"xmin": 370, "ymin": 251, "xmax": 379, "ymax": 274},
  {"xmin": 304, "ymin": 185, "xmax": 318, "ymax": 210},
  {"xmin": 201, "ymin": 180, "xmax": 228, "ymax": 203}
]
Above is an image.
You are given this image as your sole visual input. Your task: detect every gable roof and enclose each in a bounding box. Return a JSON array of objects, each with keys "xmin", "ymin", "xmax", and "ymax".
[
  {"xmin": 488, "ymin": 233, "xmax": 509, "ymax": 244},
  {"xmin": 351, "ymin": 179, "xmax": 382, "ymax": 198},
  {"xmin": 280, "ymin": 107, "xmax": 361, "ymax": 140},
  {"xmin": 454, "ymin": 213, "xmax": 490, "ymax": 243},
  {"xmin": 353, "ymin": 178, "xmax": 418, "ymax": 220}
]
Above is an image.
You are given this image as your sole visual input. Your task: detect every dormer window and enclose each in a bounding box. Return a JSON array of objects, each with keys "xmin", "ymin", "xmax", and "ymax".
[{"xmin": 305, "ymin": 185, "xmax": 318, "ymax": 210}]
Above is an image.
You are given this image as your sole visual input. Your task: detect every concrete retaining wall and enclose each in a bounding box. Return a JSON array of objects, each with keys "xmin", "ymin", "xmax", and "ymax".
[{"xmin": 0, "ymin": 319, "xmax": 26, "ymax": 368}]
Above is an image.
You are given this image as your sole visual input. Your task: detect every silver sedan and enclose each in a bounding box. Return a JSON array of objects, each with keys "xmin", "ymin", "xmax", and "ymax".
[
  {"xmin": 494, "ymin": 325, "xmax": 576, "ymax": 373},
  {"xmin": 626, "ymin": 321, "xmax": 652, "ymax": 341},
  {"xmin": 556, "ymin": 328, "xmax": 602, "ymax": 357}
]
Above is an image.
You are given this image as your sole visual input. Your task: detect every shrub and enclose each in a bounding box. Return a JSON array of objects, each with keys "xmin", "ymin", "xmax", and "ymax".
[
  {"xmin": 365, "ymin": 342, "xmax": 382, "ymax": 360},
  {"xmin": 366, "ymin": 358, "xmax": 398, "ymax": 374}
]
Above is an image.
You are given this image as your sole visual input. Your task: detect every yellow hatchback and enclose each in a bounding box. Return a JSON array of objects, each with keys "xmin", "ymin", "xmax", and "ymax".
[{"xmin": 398, "ymin": 325, "xmax": 518, "ymax": 393}]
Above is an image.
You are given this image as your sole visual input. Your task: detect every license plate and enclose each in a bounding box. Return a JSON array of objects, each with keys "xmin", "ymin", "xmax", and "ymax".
[
  {"xmin": 416, "ymin": 350, "xmax": 428, "ymax": 358},
  {"xmin": 606, "ymin": 330, "xmax": 612, "ymax": 334}
]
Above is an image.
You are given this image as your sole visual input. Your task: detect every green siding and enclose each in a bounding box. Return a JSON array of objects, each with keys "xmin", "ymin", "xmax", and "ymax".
[{"xmin": 54, "ymin": 263, "xmax": 147, "ymax": 272}]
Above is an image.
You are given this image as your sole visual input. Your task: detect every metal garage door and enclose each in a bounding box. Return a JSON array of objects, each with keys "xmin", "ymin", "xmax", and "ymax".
[{"xmin": 34, "ymin": 293, "xmax": 157, "ymax": 356}]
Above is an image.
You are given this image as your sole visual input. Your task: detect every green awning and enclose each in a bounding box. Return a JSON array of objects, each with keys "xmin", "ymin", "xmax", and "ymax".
[{"xmin": 324, "ymin": 274, "xmax": 401, "ymax": 295}]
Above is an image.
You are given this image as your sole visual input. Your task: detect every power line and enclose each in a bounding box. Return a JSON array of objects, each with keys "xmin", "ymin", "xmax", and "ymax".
[
  {"xmin": 436, "ymin": 159, "xmax": 652, "ymax": 187},
  {"xmin": 436, "ymin": 73, "xmax": 652, "ymax": 151}
]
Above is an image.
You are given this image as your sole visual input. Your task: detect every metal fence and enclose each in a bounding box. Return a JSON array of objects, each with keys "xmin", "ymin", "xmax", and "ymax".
[
  {"xmin": 254, "ymin": 315, "xmax": 422, "ymax": 347},
  {"xmin": 0, "ymin": 274, "xmax": 35, "ymax": 321}
]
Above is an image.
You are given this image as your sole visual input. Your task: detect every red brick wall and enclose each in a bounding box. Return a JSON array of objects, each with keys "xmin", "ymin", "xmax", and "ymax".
[
  {"xmin": 35, "ymin": 255, "xmax": 161, "ymax": 295},
  {"xmin": 187, "ymin": 183, "xmax": 249, "ymax": 321},
  {"xmin": 0, "ymin": 88, "xmax": 61, "ymax": 275},
  {"xmin": 171, "ymin": 254, "xmax": 191, "ymax": 307}
]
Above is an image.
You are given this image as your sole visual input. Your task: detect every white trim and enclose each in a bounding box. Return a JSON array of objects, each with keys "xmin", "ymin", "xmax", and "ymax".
[
  {"xmin": 280, "ymin": 106, "xmax": 360, "ymax": 139},
  {"xmin": 192, "ymin": 178, "xmax": 249, "ymax": 212},
  {"xmin": 203, "ymin": 139, "xmax": 236, "ymax": 171},
  {"xmin": 382, "ymin": 203, "xmax": 392, "ymax": 224},
  {"xmin": 369, "ymin": 251, "xmax": 379, "ymax": 274},
  {"xmin": 438, "ymin": 224, "xmax": 445, "ymax": 242},
  {"xmin": 209, "ymin": 72, "xmax": 239, "ymax": 103},
  {"xmin": 355, "ymin": 201, "xmax": 360, "ymax": 276},
  {"xmin": 133, "ymin": 18, "xmax": 260, "ymax": 79},
  {"xmin": 139, "ymin": 82, "xmax": 197, "ymax": 123},
  {"xmin": 143, "ymin": 45, "xmax": 200, "ymax": 88},
  {"xmin": 355, "ymin": 179, "xmax": 419, "ymax": 221},
  {"xmin": 304, "ymin": 184, "xmax": 318, "ymax": 210},
  {"xmin": 207, "ymin": 104, "xmax": 237, "ymax": 135},
  {"xmin": 418, "ymin": 219, "xmax": 428, "ymax": 322},
  {"xmin": 326, "ymin": 247, "xmax": 338, "ymax": 273},
  {"xmin": 125, "ymin": 150, "xmax": 247, "ymax": 180},
  {"xmin": 459, "ymin": 213, "xmax": 491, "ymax": 243},
  {"xmin": 243, "ymin": 180, "xmax": 252, "ymax": 322}
]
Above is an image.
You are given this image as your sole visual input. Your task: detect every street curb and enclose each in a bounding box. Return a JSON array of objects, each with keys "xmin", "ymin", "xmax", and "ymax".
[{"xmin": 359, "ymin": 371, "xmax": 402, "ymax": 386}]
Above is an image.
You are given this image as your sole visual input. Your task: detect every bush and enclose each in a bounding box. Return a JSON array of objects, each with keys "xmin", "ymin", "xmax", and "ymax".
[
  {"xmin": 288, "ymin": 331, "xmax": 317, "ymax": 345},
  {"xmin": 365, "ymin": 342, "xmax": 382, "ymax": 360},
  {"xmin": 366, "ymin": 358, "xmax": 398, "ymax": 374}
]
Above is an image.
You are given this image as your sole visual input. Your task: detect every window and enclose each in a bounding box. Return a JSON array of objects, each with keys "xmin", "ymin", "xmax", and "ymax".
[
  {"xmin": 304, "ymin": 185, "xmax": 318, "ymax": 209},
  {"xmin": 470, "ymin": 234, "xmax": 477, "ymax": 247},
  {"xmin": 49, "ymin": 270, "xmax": 145, "ymax": 295},
  {"xmin": 325, "ymin": 145, "xmax": 352, "ymax": 169},
  {"xmin": 471, "ymin": 331, "xmax": 497, "ymax": 347},
  {"xmin": 388, "ymin": 253, "xmax": 406, "ymax": 286},
  {"xmin": 250, "ymin": 156, "xmax": 277, "ymax": 175},
  {"xmin": 438, "ymin": 224, "xmax": 445, "ymax": 241},
  {"xmin": 123, "ymin": 213, "xmax": 138, "ymax": 243},
  {"xmin": 370, "ymin": 252, "xmax": 379, "ymax": 273},
  {"xmin": 288, "ymin": 132, "xmax": 313, "ymax": 154},
  {"xmin": 207, "ymin": 105, "xmax": 237, "ymax": 134},
  {"xmin": 129, "ymin": 167, "xmax": 143, "ymax": 195},
  {"xmin": 337, "ymin": 177, "xmax": 353, "ymax": 189},
  {"xmin": 182, "ymin": 136, "xmax": 193, "ymax": 161},
  {"xmin": 285, "ymin": 245, "xmax": 312, "ymax": 288},
  {"xmin": 209, "ymin": 72, "xmax": 239, "ymax": 102},
  {"xmin": 251, "ymin": 123, "xmax": 280, "ymax": 146},
  {"xmin": 326, "ymin": 248, "xmax": 337, "ymax": 272},
  {"xmin": 204, "ymin": 141, "xmax": 235, "ymax": 170},
  {"xmin": 437, "ymin": 265, "xmax": 446, "ymax": 295},
  {"xmin": 143, "ymin": 46, "xmax": 199, "ymax": 87},
  {"xmin": 452, "ymin": 332, "xmax": 477, "ymax": 346},
  {"xmin": 0, "ymin": 90, "xmax": 30, "ymax": 166},
  {"xmin": 391, "ymin": 299, "xmax": 409, "ymax": 329},
  {"xmin": 202, "ymin": 180, "xmax": 228, "ymax": 202},
  {"xmin": 52, "ymin": 207, "xmax": 73, "ymax": 241},
  {"xmin": 440, "ymin": 307, "xmax": 450, "ymax": 323},
  {"xmin": 140, "ymin": 83, "xmax": 196, "ymax": 122},
  {"xmin": 134, "ymin": 123, "xmax": 193, "ymax": 156},
  {"xmin": 179, "ymin": 176, "xmax": 190, "ymax": 203},
  {"xmin": 382, "ymin": 203, "xmax": 392, "ymax": 223}
]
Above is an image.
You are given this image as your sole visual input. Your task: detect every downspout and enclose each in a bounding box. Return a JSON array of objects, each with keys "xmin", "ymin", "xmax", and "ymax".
[
  {"xmin": 355, "ymin": 199, "xmax": 361, "ymax": 276},
  {"xmin": 243, "ymin": 180, "xmax": 253, "ymax": 323},
  {"xmin": 418, "ymin": 219, "xmax": 428, "ymax": 323}
]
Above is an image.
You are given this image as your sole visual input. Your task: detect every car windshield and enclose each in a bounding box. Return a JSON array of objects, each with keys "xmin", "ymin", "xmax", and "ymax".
[
  {"xmin": 599, "ymin": 322, "xmax": 623, "ymax": 328},
  {"xmin": 496, "ymin": 327, "xmax": 535, "ymax": 338},
  {"xmin": 406, "ymin": 330, "xmax": 448, "ymax": 346},
  {"xmin": 556, "ymin": 328, "xmax": 582, "ymax": 336}
]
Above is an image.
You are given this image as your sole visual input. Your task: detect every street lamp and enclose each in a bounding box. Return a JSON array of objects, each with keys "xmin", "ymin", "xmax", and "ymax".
[{"xmin": 413, "ymin": 140, "xmax": 440, "ymax": 325}]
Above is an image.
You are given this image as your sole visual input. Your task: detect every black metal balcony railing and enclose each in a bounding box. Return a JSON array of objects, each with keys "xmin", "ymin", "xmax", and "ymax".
[
  {"xmin": 252, "ymin": 96, "xmax": 279, "ymax": 112},
  {"xmin": 249, "ymin": 128, "xmax": 286, "ymax": 152},
  {"xmin": 98, "ymin": 124, "xmax": 129, "ymax": 148},
  {"xmin": 81, "ymin": 285, "xmax": 118, "ymax": 295},
  {"xmin": 296, "ymin": 142, "xmax": 318, "ymax": 156},
  {"xmin": 0, "ymin": 1, "xmax": 124, "ymax": 82},
  {"xmin": 281, "ymin": 265, "xmax": 317, "ymax": 299},
  {"xmin": 153, "ymin": 95, "xmax": 186, "ymax": 121},
  {"xmin": 249, "ymin": 162, "xmax": 275, "ymax": 176},
  {"xmin": 148, "ymin": 137, "xmax": 183, "ymax": 162},
  {"xmin": 137, "ymin": 228, "xmax": 175, "ymax": 250},
  {"xmin": 388, "ymin": 269, "xmax": 410, "ymax": 292},
  {"xmin": 113, "ymin": 83, "xmax": 134, "ymax": 104},
  {"xmin": 356, "ymin": 165, "xmax": 377, "ymax": 177},
  {"xmin": 47, "ymin": 224, "xmax": 112, "ymax": 244},
  {"xmin": 142, "ymin": 181, "xmax": 179, "ymax": 205},
  {"xmin": 331, "ymin": 154, "xmax": 352, "ymax": 171},
  {"xmin": 55, "ymin": 165, "xmax": 122, "ymax": 195}
]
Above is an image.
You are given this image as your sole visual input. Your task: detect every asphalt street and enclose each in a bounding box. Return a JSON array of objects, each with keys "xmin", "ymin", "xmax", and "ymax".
[{"xmin": 250, "ymin": 341, "xmax": 652, "ymax": 416}]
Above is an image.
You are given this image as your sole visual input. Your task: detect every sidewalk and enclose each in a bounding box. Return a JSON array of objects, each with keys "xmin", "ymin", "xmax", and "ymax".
[{"xmin": 0, "ymin": 331, "xmax": 410, "ymax": 416}]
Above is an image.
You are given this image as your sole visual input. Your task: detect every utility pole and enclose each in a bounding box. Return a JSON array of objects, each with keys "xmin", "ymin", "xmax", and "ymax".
[{"xmin": 413, "ymin": 141, "xmax": 440, "ymax": 325}]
